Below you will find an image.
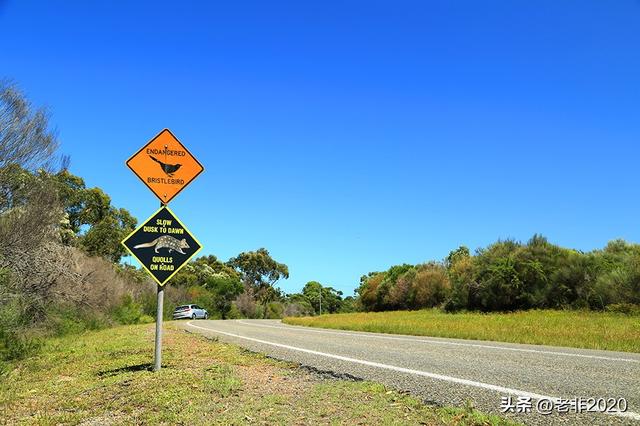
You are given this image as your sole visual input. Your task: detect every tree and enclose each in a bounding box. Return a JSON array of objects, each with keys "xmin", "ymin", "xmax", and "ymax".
[
  {"xmin": 194, "ymin": 255, "xmax": 240, "ymax": 279},
  {"xmin": 170, "ymin": 255, "xmax": 240, "ymax": 288},
  {"xmin": 81, "ymin": 208, "xmax": 137, "ymax": 262},
  {"xmin": 357, "ymin": 272, "xmax": 384, "ymax": 311},
  {"xmin": 206, "ymin": 274, "xmax": 244, "ymax": 319},
  {"xmin": 444, "ymin": 254, "xmax": 477, "ymax": 311},
  {"xmin": 409, "ymin": 263, "xmax": 451, "ymax": 308},
  {"xmin": 0, "ymin": 81, "xmax": 79, "ymax": 336},
  {"xmin": 301, "ymin": 281, "xmax": 343, "ymax": 314},
  {"xmin": 446, "ymin": 246, "xmax": 470, "ymax": 269},
  {"xmin": 227, "ymin": 248, "xmax": 289, "ymax": 318},
  {"xmin": 338, "ymin": 296, "xmax": 359, "ymax": 313},
  {"xmin": 283, "ymin": 293, "xmax": 314, "ymax": 317},
  {"xmin": 47, "ymin": 170, "xmax": 137, "ymax": 262},
  {"xmin": 0, "ymin": 80, "xmax": 58, "ymax": 170}
]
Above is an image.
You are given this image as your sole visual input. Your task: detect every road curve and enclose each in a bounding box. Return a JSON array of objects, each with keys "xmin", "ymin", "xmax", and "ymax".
[{"xmin": 182, "ymin": 319, "xmax": 640, "ymax": 425}]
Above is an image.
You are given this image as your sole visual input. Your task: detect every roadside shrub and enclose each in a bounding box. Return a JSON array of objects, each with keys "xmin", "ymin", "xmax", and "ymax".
[
  {"xmin": 235, "ymin": 289, "xmax": 258, "ymax": 318},
  {"xmin": 409, "ymin": 263, "xmax": 451, "ymax": 308},
  {"xmin": 139, "ymin": 289, "xmax": 158, "ymax": 317},
  {"xmin": 338, "ymin": 296, "xmax": 359, "ymax": 313},
  {"xmin": 265, "ymin": 301, "xmax": 284, "ymax": 319},
  {"xmin": 358, "ymin": 272, "xmax": 384, "ymax": 311},
  {"xmin": 163, "ymin": 285, "xmax": 190, "ymax": 320},
  {"xmin": 0, "ymin": 294, "xmax": 43, "ymax": 360},
  {"xmin": 444, "ymin": 255, "xmax": 476, "ymax": 312},
  {"xmin": 227, "ymin": 303, "xmax": 242, "ymax": 319},
  {"xmin": 253, "ymin": 304, "xmax": 265, "ymax": 319},
  {"xmin": 377, "ymin": 264, "xmax": 414, "ymax": 310},
  {"xmin": 284, "ymin": 301, "xmax": 314, "ymax": 317},
  {"xmin": 387, "ymin": 271, "xmax": 412, "ymax": 310},
  {"xmin": 46, "ymin": 304, "xmax": 111, "ymax": 337},
  {"xmin": 110, "ymin": 294, "xmax": 144, "ymax": 325},
  {"xmin": 0, "ymin": 330, "xmax": 42, "ymax": 361}
]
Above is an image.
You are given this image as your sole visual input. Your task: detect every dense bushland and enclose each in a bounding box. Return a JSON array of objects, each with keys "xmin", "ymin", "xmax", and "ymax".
[
  {"xmin": 0, "ymin": 81, "xmax": 156, "ymax": 364},
  {"xmin": 357, "ymin": 235, "xmax": 640, "ymax": 313}
]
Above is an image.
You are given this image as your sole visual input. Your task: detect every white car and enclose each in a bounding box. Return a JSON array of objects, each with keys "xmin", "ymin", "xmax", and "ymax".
[{"xmin": 173, "ymin": 304, "xmax": 208, "ymax": 320}]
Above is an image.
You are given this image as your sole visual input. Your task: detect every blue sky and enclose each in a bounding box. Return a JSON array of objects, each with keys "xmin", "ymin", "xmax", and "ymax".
[{"xmin": 1, "ymin": 1, "xmax": 639, "ymax": 295}]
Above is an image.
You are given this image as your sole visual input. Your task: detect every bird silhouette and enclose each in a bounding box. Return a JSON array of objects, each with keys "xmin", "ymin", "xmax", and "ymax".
[{"xmin": 149, "ymin": 155, "xmax": 182, "ymax": 177}]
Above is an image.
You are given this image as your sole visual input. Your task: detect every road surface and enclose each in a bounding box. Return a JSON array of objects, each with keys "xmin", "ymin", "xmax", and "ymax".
[{"xmin": 183, "ymin": 319, "xmax": 640, "ymax": 425}]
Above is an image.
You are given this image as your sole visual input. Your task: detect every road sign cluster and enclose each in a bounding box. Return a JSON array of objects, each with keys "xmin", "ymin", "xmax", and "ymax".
[{"xmin": 121, "ymin": 129, "xmax": 203, "ymax": 286}]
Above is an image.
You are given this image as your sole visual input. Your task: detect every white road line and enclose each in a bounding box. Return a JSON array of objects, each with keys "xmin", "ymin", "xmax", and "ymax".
[
  {"xmin": 186, "ymin": 321, "xmax": 640, "ymax": 421},
  {"xmin": 236, "ymin": 320, "xmax": 639, "ymax": 364}
]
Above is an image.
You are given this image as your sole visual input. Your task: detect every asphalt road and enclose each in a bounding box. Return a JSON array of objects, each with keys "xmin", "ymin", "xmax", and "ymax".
[{"xmin": 183, "ymin": 319, "xmax": 640, "ymax": 425}]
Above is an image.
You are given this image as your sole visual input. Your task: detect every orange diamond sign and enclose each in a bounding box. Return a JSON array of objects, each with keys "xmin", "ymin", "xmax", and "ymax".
[{"xmin": 126, "ymin": 129, "xmax": 204, "ymax": 204}]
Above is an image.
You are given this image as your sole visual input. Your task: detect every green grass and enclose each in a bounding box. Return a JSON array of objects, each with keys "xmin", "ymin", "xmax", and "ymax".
[
  {"xmin": 284, "ymin": 309, "xmax": 640, "ymax": 353},
  {"xmin": 0, "ymin": 322, "xmax": 517, "ymax": 425}
]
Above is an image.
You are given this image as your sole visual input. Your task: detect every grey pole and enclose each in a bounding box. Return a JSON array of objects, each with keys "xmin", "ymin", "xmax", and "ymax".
[
  {"xmin": 153, "ymin": 283, "xmax": 164, "ymax": 371},
  {"xmin": 153, "ymin": 200, "xmax": 166, "ymax": 372},
  {"xmin": 319, "ymin": 287, "xmax": 322, "ymax": 316}
]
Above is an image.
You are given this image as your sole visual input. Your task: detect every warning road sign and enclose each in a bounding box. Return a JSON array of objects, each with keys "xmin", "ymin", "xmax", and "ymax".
[
  {"xmin": 126, "ymin": 129, "xmax": 204, "ymax": 204},
  {"xmin": 121, "ymin": 206, "xmax": 202, "ymax": 286}
]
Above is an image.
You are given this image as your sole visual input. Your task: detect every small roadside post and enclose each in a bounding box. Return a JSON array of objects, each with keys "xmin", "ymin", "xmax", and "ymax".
[{"xmin": 121, "ymin": 129, "xmax": 204, "ymax": 371}]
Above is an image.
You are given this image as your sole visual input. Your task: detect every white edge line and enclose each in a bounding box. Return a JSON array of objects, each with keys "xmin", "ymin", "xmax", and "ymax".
[
  {"xmin": 186, "ymin": 321, "xmax": 640, "ymax": 421},
  {"xmin": 235, "ymin": 320, "xmax": 639, "ymax": 364}
]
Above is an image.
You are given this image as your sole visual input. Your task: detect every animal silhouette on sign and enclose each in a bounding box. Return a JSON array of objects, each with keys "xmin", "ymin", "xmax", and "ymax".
[
  {"xmin": 134, "ymin": 235, "xmax": 190, "ymax": 254},
  {"xmin": 149, "ymin": 155, "xmax": 182, "ymax": 177}
]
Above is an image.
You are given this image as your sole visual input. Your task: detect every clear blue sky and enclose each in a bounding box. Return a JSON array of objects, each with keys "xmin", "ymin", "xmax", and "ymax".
[{"xmin": 1, "ymin": 1, "xmax": 639, "ymax": 295}]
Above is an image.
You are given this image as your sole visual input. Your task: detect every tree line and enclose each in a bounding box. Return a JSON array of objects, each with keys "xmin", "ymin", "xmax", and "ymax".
[
  {"xmin": 357, "ymin": 235, "xmax": 640, "ymax": 313},
  {"xmin": 162, "ymin": 251, "xmax": 353, "ymax": 321}
]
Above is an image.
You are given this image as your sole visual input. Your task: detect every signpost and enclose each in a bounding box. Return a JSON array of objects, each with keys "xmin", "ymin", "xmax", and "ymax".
[{"xmin": 122, "ymin": 129, "xmax": 204, "ymax": 371}]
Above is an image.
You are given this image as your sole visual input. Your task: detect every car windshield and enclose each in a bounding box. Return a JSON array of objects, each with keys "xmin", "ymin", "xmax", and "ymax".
[{"xmin": 174, "ymin": 305, "xmax": 190, "ymax": 311}]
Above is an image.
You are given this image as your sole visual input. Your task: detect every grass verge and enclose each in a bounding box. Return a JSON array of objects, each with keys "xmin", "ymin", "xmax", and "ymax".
[
  {"xmin": 0, "ymin": 322, "xmax": 516, "ymax": 425},
  {"xmin": 283, "ymin": 309, "xmax": 640, "ymax": 353}
]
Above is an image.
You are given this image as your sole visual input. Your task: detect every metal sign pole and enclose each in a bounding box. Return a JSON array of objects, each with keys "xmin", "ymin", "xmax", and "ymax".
[
  {"xmin": 153, "ymin": 282, "xmax": 164, "ymax": 371},
  {"xmin": 153, "ymin": 200, "xmax": 166, "ymax": 372}
]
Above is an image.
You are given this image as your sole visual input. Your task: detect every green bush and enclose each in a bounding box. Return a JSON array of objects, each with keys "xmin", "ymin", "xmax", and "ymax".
[
  {"xmin": 227, "ymin": 303, "xmax": 242, "ymax": 319},
  {"xmin": 266, "ymin": 302, "xmax": 284, "ymax": 319},
  {"xmin": 253, "ymin": 305, "xmax": 265, "ymax": 319},
  {"xmin": 139, "ymin": 315, "xmax": 155, "ymax": 323},
  {"xmin": 139, "ymin": 290, "xmax": 159, "ymax": 317},
  {"xmin": 47, "ymin": 305, "xmax": 110, "ymax": 336},
  {"xmin": 0, "ymin": 330, "xmax": 42, "ymax": 361},
  {"xmin": 110, "ymin": 294, "xmax": 144, "ymax": 325},
  {"xmin": 0, "ymin": 292, "xmax": 44, "ymax": 361}
]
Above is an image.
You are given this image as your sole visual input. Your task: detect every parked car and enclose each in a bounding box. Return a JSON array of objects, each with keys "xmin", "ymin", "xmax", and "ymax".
[{"xmin": 173, "ymin": 304, "xmax": 208, "ymax": 320}]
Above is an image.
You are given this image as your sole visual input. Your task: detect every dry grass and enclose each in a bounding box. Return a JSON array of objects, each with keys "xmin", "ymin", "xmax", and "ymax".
[{"xmin": 284, "ymin": 309, "xmax": 640, "ymax": 353}]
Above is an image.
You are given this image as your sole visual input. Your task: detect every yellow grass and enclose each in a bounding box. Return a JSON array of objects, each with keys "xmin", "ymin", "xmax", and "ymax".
[{"xmin": 284, "ymin": 309, "xmax": 640, "ymax": 353}]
